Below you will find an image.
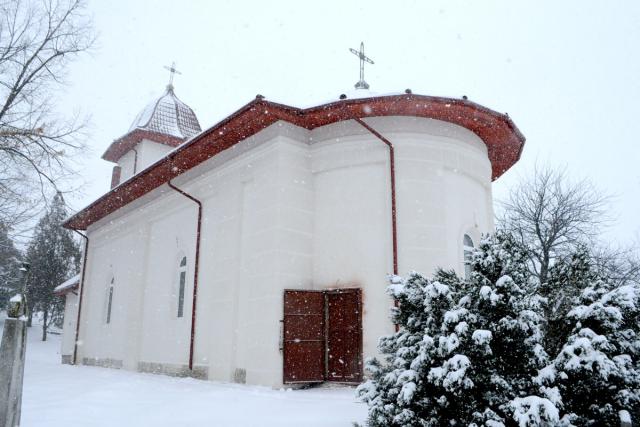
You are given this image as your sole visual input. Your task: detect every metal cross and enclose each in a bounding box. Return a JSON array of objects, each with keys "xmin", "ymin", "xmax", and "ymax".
[
  {"xmin": 349, "ymin": 42, "xmax": 374, "ymax": 90},
  {"xmin": 163, "ymin": 62, "xmax": 182, "ymax": 86}
]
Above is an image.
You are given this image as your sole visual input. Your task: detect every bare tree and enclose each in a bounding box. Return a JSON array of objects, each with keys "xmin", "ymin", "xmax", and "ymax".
[
  {"xmin": 497, "ymin": 165, "xmax": 609, "ymax": 284},
  {"xmin": 592, "ymin": 242, "xmax": 640, "ymax": 288},
  {"xmin": 0, "ymin": 0, "xmax": 94, "ymax": 233}
]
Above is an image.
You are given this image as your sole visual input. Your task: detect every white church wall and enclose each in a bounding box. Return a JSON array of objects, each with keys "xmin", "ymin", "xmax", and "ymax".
[
  {"xmin": 137, "ymin": 202, "xmax": 198, "ymax": 372},
  {"xmin": 116, "ymin": 139, "xmax": 174, "ymax": 184},
  {"xmin": 60, "ymin": 292, "xmax": 78, "ymax": 363},
  {"xmin": 388, "ymin": 122, "xmax": 493, "ymax": 277},
  {"xmin": 117, "ymin": 149, "xmax": 136, "ymax": 182},
  {"xmin": 191, "ymin": 133, "xmax": 314, "ymax": 386},
  {"xmin": 104, "ymin": 125, "xmax": 315, "ymax": 385},
  {"xmin": 308, "ymin": 116, "xmax": 495, "ymax": 366},
  {"xmin": 138, "ymin": 139, "xmax": 174, "ymax": 171},
  {"xmin": 310, "ymin": 125, "xmax": 395, "ymax": 361},
  {"xmin": 75, "ymin": 114, "xmax": 496, "ymax": 388},
  {"xmin": 78, "ymin": 224, "xmax": 148, "ymax": 369},
  {"xmin": 80, "ymin": 189, "xmax": 202, "ymax": 375},
  {"xmin": 253, "ymin": 137, "xmax": 315, "ymax": 385}
]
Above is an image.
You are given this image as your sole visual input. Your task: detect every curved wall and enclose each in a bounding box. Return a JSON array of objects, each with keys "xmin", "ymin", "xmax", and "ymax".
[{"xmin": 310, "ymin": 116, "xmax": 494, "ymax": 359}]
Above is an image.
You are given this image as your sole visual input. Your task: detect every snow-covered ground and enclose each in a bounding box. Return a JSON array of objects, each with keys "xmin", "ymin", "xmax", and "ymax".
[{"xmin": 1, "ymin": 316, "xmax": 366, "ymax": 426}]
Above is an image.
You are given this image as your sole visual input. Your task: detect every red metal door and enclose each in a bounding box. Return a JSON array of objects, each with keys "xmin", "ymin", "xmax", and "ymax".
[
  {"xmin": 283, "ymin": 290, "xmax": 325, "ymax": 383},
  {"xmin": 326, "ymin": 289, "xmax": 363, "ymax": 382}
]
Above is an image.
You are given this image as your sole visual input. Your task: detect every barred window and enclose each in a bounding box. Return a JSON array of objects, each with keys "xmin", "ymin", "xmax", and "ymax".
[
  {"xmin": 177, "ymin": 256, "xmax": 187, "ymax": 318},
  {"xmin": 106, "ymin": 276, "xmax": 114, "ymax": 324}
]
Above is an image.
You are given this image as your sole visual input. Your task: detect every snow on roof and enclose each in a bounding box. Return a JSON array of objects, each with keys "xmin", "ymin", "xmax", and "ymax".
[
  {"xmin": 53, "ymin": 274, "xmax": 80, "ymax": 295},
  {"xmin": 128, "ymin": 85, "xmax": 201, "ymax": 139},
  {"xmin": 65, "ymin": 92, "xmax": 526, "ymax": 231},
  {"xmin": 268, "ymin": 89, "xmax": 406, "ymax": 109}
]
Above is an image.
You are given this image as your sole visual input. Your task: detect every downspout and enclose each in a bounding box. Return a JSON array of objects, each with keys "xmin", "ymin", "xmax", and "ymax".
[
  {"xmin": 353, "ymin": 118, "xmax": 400, "ymax": 332},
  {"xmin": 167, "ymin": 180, "xmax": 202, "ymax": 371},
  {"xmin": 132, "ymin": 147, "xmax": 138, "ymax": 175},
  {"xmin": 71, "ymin": 230, "xmax": 89, "ymax": 365}
]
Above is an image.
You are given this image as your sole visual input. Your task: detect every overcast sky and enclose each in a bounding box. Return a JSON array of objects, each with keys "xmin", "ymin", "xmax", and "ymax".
[{"xmin": 59, "ymin": 0, "xmax": 639, "ymax": 244}]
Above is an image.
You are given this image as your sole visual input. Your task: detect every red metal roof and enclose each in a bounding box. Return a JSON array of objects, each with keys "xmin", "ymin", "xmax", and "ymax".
[
  {"xmin": 64, "ymin": 94, "xmax": 525, "ymax": 231},
  {"xmin": 102, "ymin": 86, "xmax": 201, "ymax": 162},
  {"xmin": 102, "ymin": 129, "xmax": 185, "ymax": 162}
]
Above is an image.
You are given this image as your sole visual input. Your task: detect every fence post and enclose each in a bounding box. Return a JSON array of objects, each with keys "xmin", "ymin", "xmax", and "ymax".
[{"xmin": 0, "ymin": 296, "xmax": 28, "ymax": 427}]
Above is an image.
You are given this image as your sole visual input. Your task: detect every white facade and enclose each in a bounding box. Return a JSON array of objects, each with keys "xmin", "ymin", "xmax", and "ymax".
[
  {"xmin": 70, "ymin": 115, "xmax": 494, "ymax": 387},
  {"xmin": 118, "ymin": 139, "xmax": 174, "ymax": 182},
  {"xmin": 60, "ymin": 292, "xmax": 78, "ymax": 363}
]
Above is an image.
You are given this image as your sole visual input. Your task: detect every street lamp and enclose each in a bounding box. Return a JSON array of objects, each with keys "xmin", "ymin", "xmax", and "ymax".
[{"xmin": 8, "ymin": 262, "xmax": 30, "ymax": 318}]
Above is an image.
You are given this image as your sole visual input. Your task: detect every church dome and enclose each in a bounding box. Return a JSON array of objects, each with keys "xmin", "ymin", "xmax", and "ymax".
[{"xmin": 129, "ymin": 84, "xmax": 201, "ymax": 139}]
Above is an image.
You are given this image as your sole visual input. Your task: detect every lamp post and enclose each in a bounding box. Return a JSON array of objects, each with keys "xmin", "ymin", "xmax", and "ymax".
[
  {"xmin": 16, "ymin": 263, "xmax": 29, "ymax": 322},
  {"xmin": 7, "ymin": 264, "xmax": 28, "ymax": 319}
]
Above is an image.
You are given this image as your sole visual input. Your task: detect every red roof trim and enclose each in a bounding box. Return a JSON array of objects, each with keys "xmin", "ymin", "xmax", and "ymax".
[
  {"xmin": 102, "ymin": 129, "xmax": 185, "ymax": 162},
  {"xmin": 65, "ymin": 94, "xmax": 525, "ymax": 230}
]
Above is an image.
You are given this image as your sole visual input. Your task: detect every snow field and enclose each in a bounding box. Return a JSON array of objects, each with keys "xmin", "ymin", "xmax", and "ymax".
[{"xmin": 3, "ymin": 317, "xmax": 366, "ymax": 427}]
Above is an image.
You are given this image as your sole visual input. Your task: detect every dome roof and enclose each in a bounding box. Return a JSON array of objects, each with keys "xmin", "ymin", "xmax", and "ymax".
[{"xmin": 129, "ymin": 84, "xmax": 201, "ymax": 139}]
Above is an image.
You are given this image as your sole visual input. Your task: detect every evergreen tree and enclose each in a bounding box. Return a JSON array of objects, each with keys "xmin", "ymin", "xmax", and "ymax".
[
  {"xmin": 541, "ymin": 248, "xmax": 599, "ymax": 356},
  {"xmin": 25, "ymin": 193, "xmax": 80, "ymax": 340},
  {"xmin": 357, "ymin": 232, "xmax": 557, "ymax": 426},
  {"xmin": 536, "ymin": 255, "xmax": 640, "ymax": 426},
  {"xmin": 0, "ymin": 222, "xmax": 22, "ymax": 309}
]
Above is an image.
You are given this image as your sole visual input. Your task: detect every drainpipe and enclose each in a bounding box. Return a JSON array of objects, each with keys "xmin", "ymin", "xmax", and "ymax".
[
  {"xmin": 353, "ymin": 118, "xmax": 399, "ymax": 332},
  {"xmin": 132, "ymin": 147, "xmax": 138, "ymax": 175},
  {"xmin": 72, "ymin": 230, "xmax": 89, "ymax": 365},
  {"xmin": 167, "ymin": 180, "xmax": 202, "ymax": 371}
]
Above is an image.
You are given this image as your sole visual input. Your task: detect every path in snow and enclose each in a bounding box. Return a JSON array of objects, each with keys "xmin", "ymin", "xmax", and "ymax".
[{"xmin": 3, "ymin": 317, "xmax": 367, "ymax": 427}]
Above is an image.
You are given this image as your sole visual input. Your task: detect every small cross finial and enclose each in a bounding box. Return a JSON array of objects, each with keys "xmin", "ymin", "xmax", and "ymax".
[
  {"xmin": 349, "ymin": 42, "xmax": 374, "ymax": 90},
  {"xmin": 163, "ymin": 61, "xmax": 182, "ymax": 89}
]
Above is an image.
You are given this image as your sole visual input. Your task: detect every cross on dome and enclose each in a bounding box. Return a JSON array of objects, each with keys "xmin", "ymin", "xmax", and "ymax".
[
  {"xmin": 163, "ymin": 61, "xmax": 182, "ymax": 90},
  {"xmin": 349, "ymin": 42, "xmax": 374, "ymax": 90}
]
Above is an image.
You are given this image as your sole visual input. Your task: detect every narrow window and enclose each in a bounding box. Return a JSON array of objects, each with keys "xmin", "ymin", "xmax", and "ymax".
[
  {"xmin": 106, "ymin": 277, "xmax": 114, "ymax": 324},
  {"xmin": 177, "ymin": 256, "xmax": 187, "ymax": 318},
  {"xmin": 463, "ymin": 234, "xmax": 474, "ymax": 280}
]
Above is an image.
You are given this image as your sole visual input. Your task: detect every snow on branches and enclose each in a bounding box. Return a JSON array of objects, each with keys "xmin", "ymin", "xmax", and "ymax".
[
  {"xmin": 357, "ymin": 232, "xmax": 555, "ymax": 426},
  {"xmin": 535, "ymin": 262, "xmax": 640, "ymax": 426},
  {"xmin": 357, "ymin": 231, "xmax": 640, "ymax": 426}
]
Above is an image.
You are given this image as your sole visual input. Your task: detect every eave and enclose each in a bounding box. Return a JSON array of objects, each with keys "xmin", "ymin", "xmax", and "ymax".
[
  {"xmin": 65, "ymin": 94, "xmax": 525, "ymax": 231},
  {"xmin": 102, "ymin": 129, "xmax": 186, "ymax": 162}
]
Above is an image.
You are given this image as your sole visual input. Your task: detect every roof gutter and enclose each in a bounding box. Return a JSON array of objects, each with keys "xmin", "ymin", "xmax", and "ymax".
[
  {"xmin": 353, "ymin": 118, "xmax": 399, "ymax": 332},
  {"xmin": 167, "ymin": 180, "xmax": 202, "ymax": 371},
  {"xmin": 72, "ymin": 230, "xmax": 89, "ymax": 365}
]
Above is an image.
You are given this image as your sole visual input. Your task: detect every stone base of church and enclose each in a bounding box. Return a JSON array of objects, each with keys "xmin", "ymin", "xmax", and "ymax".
[
  {"xmin": 82, "ymin": 357, "xmax": 123, "ymax": 369},
  {"xmin": 61, "ymin": 355, "xmax": 72, "ymax": 365},
  {"xmin": 137, "ymin": 361, "xmax": 208, "ymax": 380}
]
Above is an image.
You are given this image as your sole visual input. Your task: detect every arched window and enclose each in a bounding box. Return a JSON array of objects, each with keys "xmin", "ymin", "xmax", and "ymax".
[
  {"xmin": 463, "ymin": 234, "xmax": 474, "ymax": 280},
  {"xmin": 106, "ymin": 276, "xmax": 114, "ymax": 324},
  {"xmin": 177, "ymin": 256, "xmax": 187, "ymax": 318}
]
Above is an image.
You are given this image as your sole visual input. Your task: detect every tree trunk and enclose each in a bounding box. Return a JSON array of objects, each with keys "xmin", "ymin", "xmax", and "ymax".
[
  {"xmin": 540, "ymin": 252, "xmax": 550, "ymax": 285},
  {"xmin": 26, "ymin": 311, "xmax": 32, "ymax": 328},
  {"xmin": 41, "ymin": 308, "xmax": 47, "ymax": 342}
]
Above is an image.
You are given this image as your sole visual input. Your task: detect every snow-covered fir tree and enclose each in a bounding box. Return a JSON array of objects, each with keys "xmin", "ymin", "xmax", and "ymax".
[
  {"xmin": 25, "ymin": 192, "xmax": 80, "ymax": 339},
  {"xmin": 541, "ymin": 249, "xmax": 600, "ymax": 356},
  {"xmin": 357, "ymin": 232, "xmax": 559, "ymax": 426},
  {"xmin": 535, "ymin": 253, "xmax": 640, "ymax": 426}
]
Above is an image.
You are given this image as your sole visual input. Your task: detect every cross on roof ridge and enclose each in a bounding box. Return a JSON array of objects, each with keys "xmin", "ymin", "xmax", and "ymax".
[
  {"xmin": 163, "ymin": 61, "xmax": 182, "ymax": 90},
  {"xmin": 349, "ymin": 42, "xmax": 374, "ymax": 90}
]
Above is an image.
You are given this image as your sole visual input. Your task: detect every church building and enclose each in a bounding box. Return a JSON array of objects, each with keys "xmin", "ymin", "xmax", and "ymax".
[{"xmin": 58, "ymin": 60, "xmax": 524, "ymax": 387}]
